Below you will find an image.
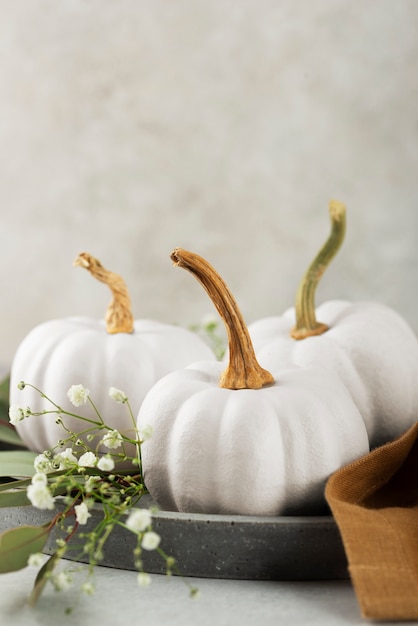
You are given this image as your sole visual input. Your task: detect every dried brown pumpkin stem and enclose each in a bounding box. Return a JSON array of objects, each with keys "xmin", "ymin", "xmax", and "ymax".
[
  {"xmin": 291, "ymin": 200, "xmax": 346, "ymax": 340},
  {"xmin": 171, "ymin": 248, "xmax": 274, "ymax": 390},
  {"xmin": 74, "ymin": 252, "xmax": 134, "ymax": 334}
]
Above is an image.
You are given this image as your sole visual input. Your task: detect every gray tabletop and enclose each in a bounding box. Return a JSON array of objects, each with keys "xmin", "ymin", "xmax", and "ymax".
[{"xmin": 0, "ymin": 559, "xmax": 413, "ymax": 626}]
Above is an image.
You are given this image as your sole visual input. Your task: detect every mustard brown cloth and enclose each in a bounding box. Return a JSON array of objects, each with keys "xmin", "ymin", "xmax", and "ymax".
[{"xmin": 325, "ymin": 422, "xmax": 418, "ymax": 622}]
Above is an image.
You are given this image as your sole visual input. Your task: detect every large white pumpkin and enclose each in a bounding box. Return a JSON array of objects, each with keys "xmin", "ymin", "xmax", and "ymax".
[
  {"xmin": 138, "ymin": 248, "xmax": 369, "ymax": 516},
  {"xmin": 10, "ymin": 253, "xmax": 215, "ymax": 461},
  {"xmin": 138, "ymin": 360, "xmax": 369, "ymax": 516},
  {"xmin": 248, "ymin": 201, "xmax": 418, "ymax": 449},
  {"xmin": 249, "ymin": 300, "xmax": 418, "ymax": 449}
]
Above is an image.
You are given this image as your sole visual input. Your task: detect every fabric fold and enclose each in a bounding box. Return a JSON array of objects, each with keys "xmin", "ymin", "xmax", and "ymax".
[{"xmin": 325, "ymin": 422, "xmax": 418, "ymax": 621}]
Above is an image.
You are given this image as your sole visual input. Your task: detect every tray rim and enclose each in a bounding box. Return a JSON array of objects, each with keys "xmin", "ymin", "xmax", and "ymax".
[{"xmin": 0, "ymin": 499, "xmax": 348, "ymax": 581}]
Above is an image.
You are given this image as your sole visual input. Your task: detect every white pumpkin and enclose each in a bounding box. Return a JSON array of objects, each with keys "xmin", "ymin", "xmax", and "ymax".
[
  {"xmin": 248, "ymin": 201, "xmax": 418, "ymax": 449},
  {"xmin": 138, "ymin": 249, "xmax": 369, "ymax": 516},
  {"xmin": 139, "ymin": 360, "xmax": 369, "ymax": 516},
  {"xmin": 10, "ymin": 253, "xmax": 215, "ymax": 460},
  {"xmin": 249, "ymin": 300, "xmax": 418, "ymax": 450}
]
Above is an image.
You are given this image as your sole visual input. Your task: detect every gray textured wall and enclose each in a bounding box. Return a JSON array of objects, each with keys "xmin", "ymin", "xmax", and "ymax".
[{"xmin": 1, "ymin": 0, "xmax": 417, "ymax": 365}]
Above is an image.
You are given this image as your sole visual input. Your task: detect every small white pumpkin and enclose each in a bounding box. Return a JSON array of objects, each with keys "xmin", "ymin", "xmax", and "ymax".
[
  {"xmin": 10, "ymin": 253, "xmax": 215, "ymax": 460},
  {"xmin": 138, "ymin": 249, "xmax": 369, "ymax": 516},
  {"xmin": 249, "ymin": 201, "xmax": 418, "ymax": 449}
]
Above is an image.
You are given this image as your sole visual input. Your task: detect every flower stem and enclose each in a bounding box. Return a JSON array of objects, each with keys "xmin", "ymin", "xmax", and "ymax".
[
  {"xmin": 291, "ymin": 200, "xmax": 346, "ymax": 340},
  {"xmin": 74, "ymin": 252, "xmax": 134, "ymax": 334},
  {"xmin": 170, "ymin": 248, "xmax": 274, "ymax": 390},
  {"xmin": 125, "ymin": 398, "xmax": 142, "ymax": 473}
]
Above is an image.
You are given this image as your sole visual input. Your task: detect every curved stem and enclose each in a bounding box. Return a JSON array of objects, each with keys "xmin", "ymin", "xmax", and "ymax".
[
  {"xmin": 74, "ymin": 253, "xmax": 134, "ymax": 334},
  {"xmin": 171, "ymin": 248, "xmax": 274, "ymax": 390},
  {"xmin": 291, "ymin": 200, "xmax": 346, "ymax": 340}
]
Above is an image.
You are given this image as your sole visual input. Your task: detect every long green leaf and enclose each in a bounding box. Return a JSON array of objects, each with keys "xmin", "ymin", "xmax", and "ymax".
[
  {"xmin": 0, "ymin": 376, "xmax": 27, "ymax": 448},
  {"xmin": 29, "ymin": 552, "xmax": 61, "ymax": 606},
  {"xmin": 0, "ymin": 375, "xmax": 9, "ymax": 408},
  {"xmin": 0, "ymin": 450, "xmax": 37, "ymax": 478},
  {"xmin": 0, "ymin": 476, "xmax": 31, "ymax": 492},
  {"xmin": 0, "ymin": 489, "xmax": 31, "ymax": 507},
  {"xmin": 0, "ymin": 523, "xmax": 50, "ymax": 573},
  {"xmin": 0, "ymin": 421, "xmax": 26, "ymax": 447}
]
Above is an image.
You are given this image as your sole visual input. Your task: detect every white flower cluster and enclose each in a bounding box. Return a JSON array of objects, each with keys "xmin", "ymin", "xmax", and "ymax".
[
  {"xmin": 125, "ymin": 509, "xmax": 161, "ymax": 551},
  {"xmin": 126, "ymin": 508, "xmax": 152, "ymax": 532},
  {"xmin": 8, "ymin": 404, "xmax": 31, "ymax": 425},
  {"xmin": 74, "ymin": 501, "xmax": 92, "ymax": 525},
  {"xmin": 34, "ymin": 447, "xmax": 117, "ymax": 474},
  {"xmin": 10, "ymin": 381, "xmax": 168, "ymax": 599},
  {"xmin": 27, "ymin": 473, "xmax": 55, "ymax": 510},
  {"xmin": 108, "ymin": 387, "xmax": 128, "ymax": 404},
  {"xmin": 67, "ymin": 384, "xmax": 90, "ymax": 407},
  {"xmin": 52, "ymin": 570, "xmax": 74, "ymax": 592},
  {"xmin": 101, "ymin": 429, "xmax": 124, "ymax": 449},
  {"xmin": 138, "ymin": 424, "xmax": 153, "ymax": 442},
  {"xmin": 26, "ymin": 470, "xmax": 93, "ymax": 525},
  {"xmin": 68, "ymin": 384, "xmax": 128, "ymax": 407},
  {"xmin": 10, "ymin": 384, "xmax": 152, "ymax": 447}
]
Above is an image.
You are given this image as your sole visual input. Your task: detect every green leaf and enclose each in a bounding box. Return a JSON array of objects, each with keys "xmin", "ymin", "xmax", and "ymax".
[
  {"xmin": 0, "ymin": 450, "xmax": 38, "ymax": 478},
  {"xmin": 0, "ymin": 476, "xmax": 32, "ymax": 492},
  {"xmin": 0, "ymin": 421, "xmax": 26, "ymax": 447},
  {"xmin": 0, "ymin": 375, "xmax": 9, "ymax": 407},
  {"xmin": 0, "ymin": 474, "xmax": 77, "ymax": 507},
  {"xmin": 0, "ymin": 488, "xmax": 31, "ymax": 507},
  {"xmin": 0, "ymin": 523, "xmax": 50, "ymax": 573},
  {"xmin": 0, "ymin": 375, "xmax": 27, "ymax": 449},
  {"xmin": 29, "ymin": 552, "xmax": 61, "ymax": 606}
]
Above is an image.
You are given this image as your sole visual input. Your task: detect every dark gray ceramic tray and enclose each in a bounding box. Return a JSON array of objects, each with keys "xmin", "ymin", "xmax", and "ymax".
[{"xmin": 1, "ymin": 496, "xmax": 348, "ymax": 580}]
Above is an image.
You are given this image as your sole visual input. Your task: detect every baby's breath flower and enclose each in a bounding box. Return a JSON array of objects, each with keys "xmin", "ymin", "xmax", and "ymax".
[
  {"xmin": 27, "ymin": 553, "xmax": 44, "ymax": 567},
  {"xmin": 137, "ymin": 572, "xmax": 151, "ymax": 587},
  {"xmin": 141, "ymin": 531, "xmax": 161, "ymax": 551},
  {"xmin": 52, "ymin": 570, "xmax": 73, "ymax": 592},
  {"xmin": 126, "ymin": 508, "xmax": 152, "ymax": 533},
  {"xmin": 55, "ymin": 447, "xmax": 78, "ymax": 469},
  {"xmin": 8, "ymin": 404, "xmax": 30, "ymax": 425},
  {"xmin": 31, "ymin": 472, "xmax": 48, "ymax": 486},
  {"xmin": 97, "ymin": 455, "xmax": 115, "ymax": 472},
  {"xmin": 17, "ymin": 380, "xmax": 26, "ymax": 390},
  {"xmin": 67, "ymin": 384, "xmax": 90, "ymax": 407},
  {"xmin": 85, "ymin": 475, "xmax": 101, "ymax": 493},
  {"xmin": 139, "ymin": 424, "xmax": 153, "ymax": 441},
  {"xmin": 74, "ymin": 501, "xmax": 92, "ymax": 525},
  {"xmin": 6, "ymin": 380, "xmax": 195, "ymax": 605},
  {"xmin": 27, "ymin": 481, "xmax": 55, "ymax": 510},
  {"xmin": 108, "ymin": 387, "xmax": 128, "ymax": 403},
  {"xmin": 81, "ymin": 581, "xmax": 96, "ymax": 596},
  {"xmin": 78, "ymin": 451, "xmax": 97, "ymax": 468},
  {"xmin": 101, "ymin": 429, "xmax": 123, "ymax": 450},
  {"xmin": 34, "ymin": 453, "xmax": 53, "ymax": 473}
]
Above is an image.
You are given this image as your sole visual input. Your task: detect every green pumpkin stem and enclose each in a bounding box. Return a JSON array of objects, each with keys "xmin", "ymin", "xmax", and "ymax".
[
  {"xmin": 74, "ymin": 252, "xmax": 134, "ymax": 334},
  {"xmin": 170, "ymin": 248, "xmax": 274, "ymax": 390},
  {"xmin": 291, "ymin": 200, "xmax": 346, "ymax": 340}
]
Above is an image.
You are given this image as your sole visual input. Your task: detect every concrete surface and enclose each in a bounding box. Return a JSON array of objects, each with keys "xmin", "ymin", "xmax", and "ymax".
[{"xmin": 0, "ymin": 561, "xmax": 408, "ymax": 626}]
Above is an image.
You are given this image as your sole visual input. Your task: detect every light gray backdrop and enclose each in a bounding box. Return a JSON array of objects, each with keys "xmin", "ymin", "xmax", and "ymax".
[{"xmin": 1, "ymin": 0, "xmax": 417, "ymax": 366}]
